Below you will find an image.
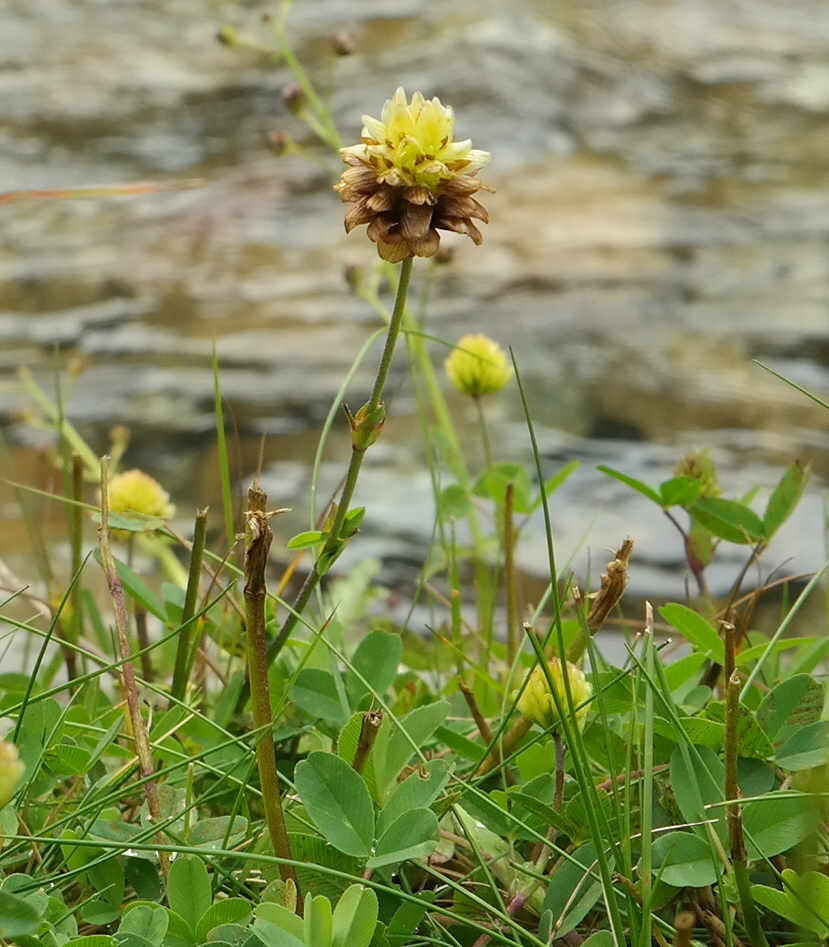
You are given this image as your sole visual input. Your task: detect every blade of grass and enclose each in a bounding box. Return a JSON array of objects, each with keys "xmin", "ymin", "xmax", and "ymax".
[{"xmin": 512, "ymin": 351, "xmax": 629, "ymax": 945}]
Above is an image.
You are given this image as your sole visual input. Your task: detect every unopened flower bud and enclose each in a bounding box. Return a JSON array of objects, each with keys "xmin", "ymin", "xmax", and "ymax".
[
  {"xmin": 330, "ymin": 31, "xmax": 355, "ymax": 56},
  {"xmin": 445, "ymin": 334, "xmax": 512, "ymax": 398},
  {"xmin": 217, "ymin": 25, "xmax": 239, "ymax": 46},
  {"xmin": 516, "ymin": 659, "xmax": 592, "ymax": 731},
  {"xmin": 344, "ymin": 402, "xmax": 385, "ymax": 451},
  {"xmin": 675, "ymin": 448, "xmax": 720, "ymax": 499},
  {"xmin": 281, "ymin": 82, "xmax": 305, "ymax": 114},
  {"xmin": 0, "ymin": 741, "xmax": 25, "ymax": 808}
]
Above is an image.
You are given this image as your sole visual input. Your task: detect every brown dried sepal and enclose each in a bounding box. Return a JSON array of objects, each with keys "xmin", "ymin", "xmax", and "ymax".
[
  {"xmin": 586, "ymin": 538, "xmax": 634, "ymax": 632},
  {"xmin": 335, "ymin": 166, "xmax": 492, "ymax": 263}
]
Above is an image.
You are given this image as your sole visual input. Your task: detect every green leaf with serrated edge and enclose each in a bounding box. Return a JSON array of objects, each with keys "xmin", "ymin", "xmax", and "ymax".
[
  {"xmin": 294, "ymin": 752, "xmax": 374, "ymax": 858},
  {"xmin": 703, "ymin": 701, "xmax": 775, "ymax": 759},
  {"xmin": 650, "ymin": 831, "xmax": 718, "ymax": 888},
  {"xmin": 167, "ymin": 856, "xmax": 211, "ymax": 940},
  {"xmin": 291, "ymin": 668, "xmax": 348, "ymax": 727},
  {"xmin": 689, "ymin": 496, "xmax": 765, "ymax": 544},
  {"xmin": 372, "ymin": 701, "xmax": 450, "ymax": 802},
  {"xmin": 659, "ymin": 476, "xmax": 703, "ymax": 508},
  {"xmin": 763, "ymin": 461, "xmax": 809, "ymax": 539},
  {"xmin": 776, "ymin": 721, "xmax": 829, "ymax": 771},
  {"xmin": 366, "ymin": 807, "xmax": 439, "ymax": 869},
  {"xmin": 345, "ymin": 629, "xmax": 403, "ymax": 707},
  {"xmin": 331, "ymin": 885, "xmax": 378, "ymax": 947},
  {"xmin": 286, "ymin": 530, "xmax": 327, "ymax": 550},
  {"xmin": 757, "ymin": 674, "xmax": 826, "ymax": 747},
  {"xmin": 92, "ymin": 549, "xmax": 166, "ymax": 620},
  {"xmin": 596, "ymin": 465, "xmax": 662, "ymax": 504},
  {"xmin": 659, "ymin": 603, "xmax": 724, "ymax": 664},
  {"xmin": 378, "ymin": 759, "xmax": 450, "ymax": 836},
  {"xmin": 743, "ymin": 793, "xmax": 820, "ymax": 860}
]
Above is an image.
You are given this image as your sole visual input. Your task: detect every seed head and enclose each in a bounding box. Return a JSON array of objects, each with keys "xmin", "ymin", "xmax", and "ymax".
[
  {"xmin": 445, "ymin": 334, "xmax": 512, "ymax": 397},
  {"xmin": 334, "ymin": 88, "xmax": 492, "ymax": 262}
]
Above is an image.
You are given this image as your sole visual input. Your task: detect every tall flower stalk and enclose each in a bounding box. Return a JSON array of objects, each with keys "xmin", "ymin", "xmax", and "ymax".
[{"xmin": 256, "ymin": 88, "xmax": 492, "ymax": 675}]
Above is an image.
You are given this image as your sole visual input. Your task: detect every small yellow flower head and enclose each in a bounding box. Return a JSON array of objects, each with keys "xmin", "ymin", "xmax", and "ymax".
[
  {"xmin": 334, "ymin": 87, "xmax": 492, "ymax": 262},
  {"xmin": 516, "ymin": 659, "xmax": 593, "ymax": 731},
  {"xmin": 674, "ymin": 448, "xmax": 721, "ymax": 499},
  {"xmin": 445, "ymin": 334, "xmax": 512, "ymax": 397},
  {"xmin": 107, "ymin": 469, "xmax": 175, "ymax": 537},
  {"xmin": 0, "ymin": 740, "xmax": 25, "ymax": 808}
]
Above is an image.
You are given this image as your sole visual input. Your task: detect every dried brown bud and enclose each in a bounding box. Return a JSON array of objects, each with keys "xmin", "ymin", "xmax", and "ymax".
[
  {"xmin": 330, "ymin": 31, "xmax": 356, "ymax": 56},
  {"xmin": 281, "ymin": 82, "xmax": 304, "ymax": 114}
]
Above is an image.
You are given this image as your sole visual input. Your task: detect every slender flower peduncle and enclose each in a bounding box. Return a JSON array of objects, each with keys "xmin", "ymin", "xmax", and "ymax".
[{"xmin": 334, "ymin": 88, "xmax": 493, "ymax": 262}]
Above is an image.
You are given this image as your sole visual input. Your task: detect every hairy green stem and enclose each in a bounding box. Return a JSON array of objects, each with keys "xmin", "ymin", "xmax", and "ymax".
[{"xmin": 250, "ymin": 257, "xmax": 413, "ymax": 687}]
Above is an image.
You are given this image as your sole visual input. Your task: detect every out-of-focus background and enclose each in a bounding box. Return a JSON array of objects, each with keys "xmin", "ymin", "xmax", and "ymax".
[{"xmin": 2, "ymin": 0, "xmax": 828, "ymax": 610}]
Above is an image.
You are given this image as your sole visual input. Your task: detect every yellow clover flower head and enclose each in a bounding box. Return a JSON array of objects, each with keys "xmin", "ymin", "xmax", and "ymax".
[
  {"xmin": 445, "ymin": 334, "xmax": 512, "ymax": 397},
  {"xmin": 0, "ymin": 740, "xmax": 25, "ymax": 808},
  {"xmin": 107, "ymin": 469, "xmax": 175, "ymax": 538},
  {"xmin": 516, "ymin": 659, "xmax": 593, "ymax": 731},
  {"xmin": 334, "ymin": 87, "xmax": 492, "ymax": 263}
]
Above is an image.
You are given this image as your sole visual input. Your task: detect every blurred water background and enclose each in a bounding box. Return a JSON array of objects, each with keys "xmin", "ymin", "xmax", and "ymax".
[{"xmin": 2, "ymin": 0, "xmax": 829, "ymax": 628}]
